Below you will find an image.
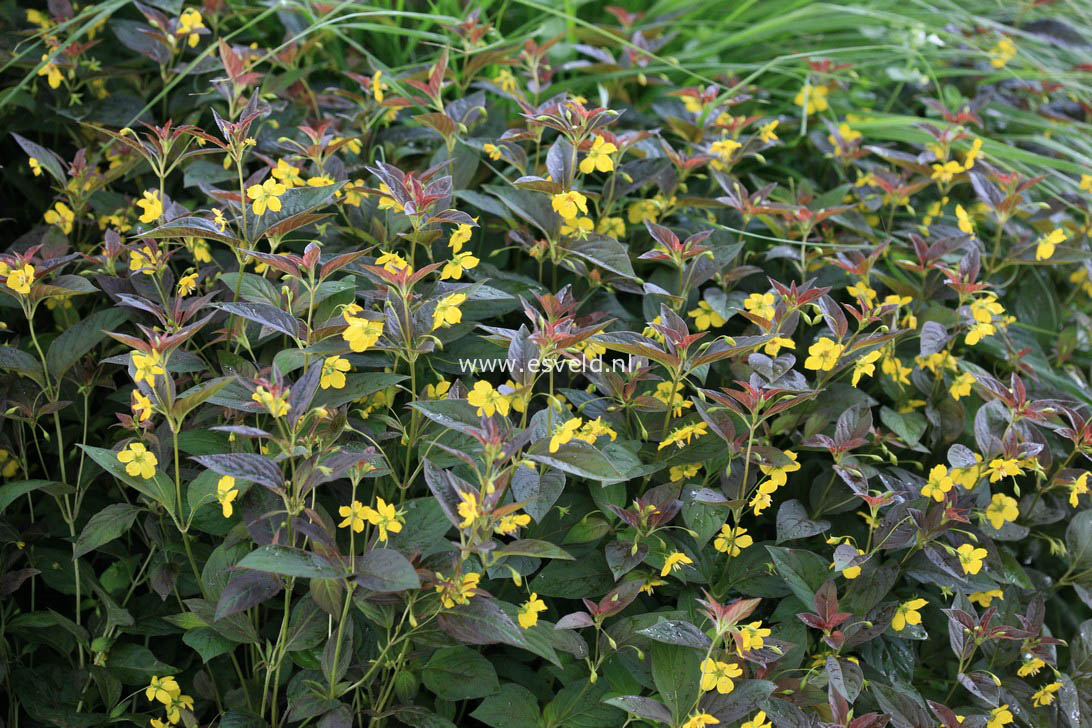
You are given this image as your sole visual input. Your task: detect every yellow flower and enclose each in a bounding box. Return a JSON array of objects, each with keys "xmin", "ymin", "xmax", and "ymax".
[
  {"xmin": 456, "ymin": 491, "xmax": 480, "ymax": 529},
  {"xmin": 493, "ymin": 69, "xmax": 518, "ymax": 93},
  {"xmin": 670, "ymin": 463, "xmax": 702, "ymax": 481},
  {"xmin": 1035, "ymin": 228, "xmax": 1066, "ymax": 261},
  {"xmin": 338, "ymin": 500, "xmax": 369, "ymax": 532},
  {"xmin": 342, "ymin": 315, "xmax": 384, "ymax": 352},
  {"xmin": 118, "ymin": 442, "xmax": 158, "ymax": 479},
  {"xmin": 881, "ymin": 354, "xmax": 911, "ymax": 385},
  {"xmin": 375, "ymin": 250, "xmax": 409, "ymax": 273},
  {"xmin": 988, "ymin": 704, "xmax": 1013, "ymax": 728},
  {"xmin": 1032, "ymin": 682, "xmax": 1062, "ymax": 708},
  {"xmin": 597, "ymin": 216, "xmax": 625, "ymax": 238},
  {"xmin": 551, "ymin": 190, "xmax": 588, "ymax": 220},
  {"xmin": 1070, "ymin": 472, "xmax": 1090, "ymax": 508},
  {"xmin": 741, "ymin": 711, "xmax": 772, "ymax": 728},
  {"xmin": 714, "ymin": 525, "xmax": 752, "ymax": 556},
  {"xmin": 1082, "ymin": 174, "xmax": 1092, "ymax": 192},
  {"xmin": 931, "ymin": 160, "xmax": 964, "ymax": 184},
  {"xmin": 496, "ymin": 511, "xmax": 531, "ymax": 535},
  {"xmin": 628, "ymin": 198, "xmax": 662, "ymax": 224},
  {"xmin": 271, "ymin": 159, "xmax": 303, "ymax": 188},
  {"xmin": 371, "ymin": 70, "xmax": 387, "ymax": 102},
  {"xmin": 518, "ymin": 593, "xmax": 547, "ymax": 628},
  {"xmin": 710, "ymin": 139, "xmax": 741, "ymax": 170},
  {"xmin": 136, "ymin": 190, "xmax": 163, "ymax": 224},
  {"xmin": 360, "ymin": 497, "xmax": 403, "ymax": 541},
  {"xmin": 177, "ymin": 7, "xmax": 204, "ymax": 47},
  {"xmin": 795, "ymin": 83, "xmax": 830, "ymax": 114},
  {"xmin": 828, "ymin": 123, "xmax": 862, "ymax": 155},
  {"xmin": 653, "ymin": 380, "xmax": 692, "ymax": 418},
  {"xmin": 435, "ymin": 571, "xmax": 480, "ymax": 608},
  {"xmin": 700, "ymin": 657, "xmax": 742, "ymax": 694},
  {"xmin": 217, "ymin": 475, "xmax": 238, "ymax": 518},
  {"xmin": 658, "ymin": 422, "xmax": 708, "ymax": 450},
  {"xmin": 549, "ymin": 417, "xmax": 583, "ymax": 453},
  {"xmin": 44, "ymin": 201, "xmax": 75, "ymax": 234},
  {"xmin": 689, "ymin": 300, "xmax": 725, "ymax": 331},
  {"xmin": 660, "ymin": 550, "xmax": 693, "ymax": 577},
  {"xmin": 737, "ymin": 621, "xmax": 771, "ymax": 654},
  {"xmin": 984, "ymin": 493, "xmax": 1019, "ymax": 530},
  {"xmin": 252, "ymin": 386, "xmax": 290, "ymax": 417},
  {"xmin": 467, "ymin": 380, "xmax": 511, "ymax": 417},
  {"xmin": 192, "ymin": 238, "xmax": 211, "ymax": 264},
  {"xmin": 38, "ymin": 54, "xmax": 63, "ymax": 89},
  {"xmin": 851, "ymin": 350, "xmax": 883, "ymax": 386},
  {"xmin": 132, "ymin": 351, "xmax": 165, "ymax": 385},
  {"xmin": 483, "ymin": 143, "xmax": 502, "ymax": 161},
  {"xmin": 560, "ymin": 216, "xmax": 594, "ymax": 239},
  {"xmin": 759, "ymin": 120, "xmax": 779, "ymax": 143},
  {"xmin": 956, "ymin": 543, "xmax": 987, "ymax": 575},
  {"xmin": 576, "ymin": 417, "xmax": 617, "ymax": 445},
  {"xmin": 131, "ymin": 390, "xmax": 154, "ymax": 423},
  {"xmin": 211, "ymin": 208, "xmax": 227, "ymax": 232},
  {"xmin": 377, "ymin": 183, "xmax": 404, "ymax": 212},
  {"xmin": 432, "ymin": 293, "xmax": 466, "ymax": 330},
  {"xmin": 764, "ymin": 336, "xmax": 795, "ymax": 356},
  {"xmin": 804, "ymin": 337, "xmax": 843, "ymax": 371},
  {"xmin": 246, "ymin": 178, "xmax": 287, "ymax": 216},
  {"xmin": 955, "ymin": 204, "xmax": 974, "ymax": 235},
  {"xmin": 949, "ymin": 372, "xmax": 975, "ymax": 400},
  {"xmin": 6, "ymin": 264, "xmax": 35, "ymax": 295},
  {"xmin": 682, "ymin": 713, "xmax": 720, "ymax": 728},
  {"xmin": 165, "ymin": 693, "xmax": 194, "ymax": 724},
  {"xmin": 320, "ymin": 356, "xmax": 351, "ymax": 389},
  {"xmin": 580, "ymin": 135, "xmax": 617, "ymax": 174},
  {"xmin": 449, "ymin": 223, "xmax": 474, "ymax": 252},
  {"xmin": 990, "ymin": 36, "xmax": 1017, "ymax": 69},
  {"xmin": 307, "ymin": 175, "xmax": 335, "ymax": 188},
  {"xmin": 891, "ymin": 597, "xmax": 927, "ymax": 631},
  {"xmin": 145, "ymin": 675, "xmax": 180, "ymax": 704},
  {"xmin": 968, "ymin": 589, "xmax": 1004, "ymax": 607},
  {"xmin": 1018, "ymin": 657, "xmax": 1045, "ymax": 677},
  {"xmin": 759, "ymin": 450, "xmax": 800, "ymax": 488},
  {"xmin": 440, "ymin": 251, "xmax": 479, "ymax": 280},
  {"xmin": 29, "ymin": 157, "xmax": 43, "ymax": 176},
  {"xmin": 987, "ymin": 458, "xmax": 1023, "ymax": 483},
  {"xmin": 921, "ymin": 464, "xmax": 954, "ymax": 502},
  {"xmin": 743, "ymin": 292, "xmax": 777, "ymax": 320},
  {"xmin": 426, "ymin": 380, "xmax": 452, "ymax": 400},
  {"xmin": 177, "ymin": 272, "xmax": 198, "ymax": 297}
]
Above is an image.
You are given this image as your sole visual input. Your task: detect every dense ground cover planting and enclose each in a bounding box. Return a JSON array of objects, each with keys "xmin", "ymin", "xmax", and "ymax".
[{"xmin": 2, "ymin": 0, "xmax": 1092, "ymax": 726}]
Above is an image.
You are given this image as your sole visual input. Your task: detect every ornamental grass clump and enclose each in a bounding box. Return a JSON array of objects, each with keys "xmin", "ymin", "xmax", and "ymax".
[{"xmin": 1, "ymin": 1, "xmax": 1092, "ymax": 727}]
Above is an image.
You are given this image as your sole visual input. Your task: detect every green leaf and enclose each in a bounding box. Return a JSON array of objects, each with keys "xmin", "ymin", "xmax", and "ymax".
[
  {"xmin": 237, "ymin": 545, "xmax": 342, "ymax": 579},
  {"xmin": 46, "ymin": 308, "xmax": 129, "ymax": 381},
  {"xmin": 422, "ymin": 646, "xmax": 499, "ymax": 700},
  {"xmin": 651, "ymin": 642, "xmax": 700, "ymax": 724},
  {"xmin": 12, "ymin": 133, "xmax": 66, "ymax": 184},
  {"xmin": 495, "ymin": 539, "xmax": 574, "ymax": 560},
  {"xmin": 106, "ymin": 643, "xmax": 178, "ymax": 684},
  {"xmin": 182, "ymin": 627, "xmax": 236, "ymax": 663},
  {"xmin": 1067, "ymin": 509, "xmax": 1092, "ymax": 570},
  {"xmin": 471, "ymin": 683, "xmax": 541, "ymax": 728},
  {"xmin": 74, "ymin": 503, "xmax": 140, "ymax": 558},
  {"xmin": 215, "ymin": 302, "xmax": 302, "ymax": 339},
  {"xmin": 765, "ymin": 546, "xmax": 831, "ymax": 606},
  {"xmin": 355, "ymin": 548, "xmax": 420, "ymax": 592},
  {"xmin": 527, "ymin": 440, "xmax": 626, "ymax": 483},
  {"xmin": 775, "ymin": 499, "xmax": 830, "ymax": 544},
  {"xmin": 531, "ymin": 551, "xmax": 614, "ymax": 599},
  {"xmin": 561, "ymin": 233, "xmax": 638, "ymax": 280},
  {"xmin": 639, "ymin": 620, "xmax": 712, "ymax": 649},
  {"xmin": 484, "ymin": 185, "xmax": 560, "ymax": 239},
  {"xmin": 315, "ymin": 373, "xmax": 406, "ymax": 409},
  {"xmin": 138, "ymin": 215, "xmax": 239, "ymax": 244},
  {"xmin": 0, "ymin": 479, "xmax": 73, "ymax": 513},
  {"xmin": 0, "ymin": 345, "xmax": 43, "ymax": 384}
]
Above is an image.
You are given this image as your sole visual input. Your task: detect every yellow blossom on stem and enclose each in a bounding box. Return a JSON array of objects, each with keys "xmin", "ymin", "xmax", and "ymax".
[
  {"xmin": 579, "ymin": 135, "xmax": 617, "ymax": 174},
  {"xmin": 338, "ymin": 500, "xmax": 369, "ymax": 532},
  {"xmin": 435, "ymin": 571, "xmax": 480, "ymax": 608},
  {"xmin": 320, "ymin": 356, "xmax": 351, "ymax": 389},
  {"xmin": 360, "ymin": 497, "xmax": 403, "ymax": 541},
  {"xmin": 440, "ymin": 251, "xmax": 480, "ymax": 280},
  {"xmin": 700, "ymin": 658, "xmax": 742, "ymax": 694},
  {"xmin": 714, "ymin": 524, "xmax": 752, "ymax": 556},
  {"xmin": 987, "ymin": 704, "xmax": 1013, "ymax": 728},
  {"xmin": 132, "ymin": 351, "xmax": 165, "ymax": 385},
  {"xmin": 5, "ymin": 264, "xmax": 35, "ymax": 295},
  {"xmin": 891, "ymin": 598, "xmax": 927, "ymax": 631},
  {"xmin": 804, "ymin": 337, "xmax": 843, "ymax": 371},
  {"xmin": 660, "ymin": 551, "xmax": 693, "ymax": 577},
  {"xmin": 145, "ymin": 675, "xmax": 180, "ymax": 704},
  {"xmin": 984, "ymin": 493, "xmax": 1019, "ymax": 530},
  {"xmin": 551, "ymin": 190, "xmax": 588, "ymax": 220},
  {"xmin": 433, "ymin": 293, "xmax": 466, "ymax": 330},
  {"xmin": 659, "ymin": 422, "xmax": 708, "ymax": 450},
  {"xmin": 217, "ymin": 476, "xmax": 238, "ymax": 517},
  {"xmin": 1032, "ymin": 682, "xmax": 1062, "ymax": 708},
  {"xmin": 252, "ymin": 386, "xmax": 290, "ymax": 417},
  {"xmin": 518, "ymin": 593, "xmax": 547, "ymax": 628},
  {"xmin": 342, "ymin": 315, "xmax": 384, "ymax": 352},
  {"xmin": 689, "ymin": 300, "xmax": 725, "ymax": 330},
  {"xmin": 131, "ymin": 390, "xmax": 154, "ymax": 422},
  {"xmin": 177, "ymin": 8, "xmax": 205, "ymax": 47},
  {"xmin": 851, "ymin": 350, "xmax": 883, "ymax": 386},
  {"xmin": 742, "ymin": 712, "xmax": 772, "ymax": 728},
  {"xmin": 456, "ymin": 491, "xmax": 481, "ymax": 529},
  {"xmin": 118, "ymin": 442, "xmax": 158, "ymax": 479},
  {"xmin": 467, "ymin": 380, "xmax": 510, "ymax": 417},
  {"xmin": 549, "ymin": 417, "xmax": 582, "ymax": 453},
  {"xmin": 137, "ymin": 190, "xmax": 163, "ymax": 224},
  {"xmin": 956, "ymin": 543, "xmax": 988, "ymax": 575},
  {"xmin": 271, "ymin": 159, "xmax": 303, "ymax": 188},
  {"xmin": 987, "ymin": 458, "xmax": 1023, "ymax": 483},
  {"xmin": 44, "ymin": 202, "xmax": 75, "ymax": 234},
  {"xmin": 1035, "ymin": 228, "xmax": 1066, "ymax": 261},
  {"xmin": 246, "ymin": 178, "xmax": 286, "ymax": 216}
]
